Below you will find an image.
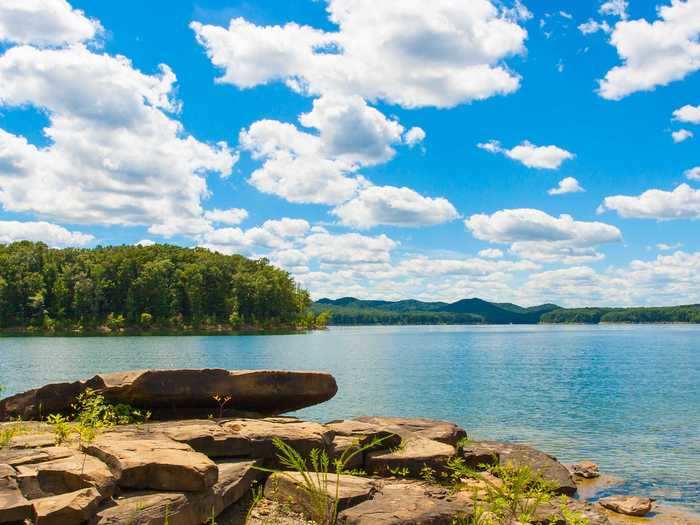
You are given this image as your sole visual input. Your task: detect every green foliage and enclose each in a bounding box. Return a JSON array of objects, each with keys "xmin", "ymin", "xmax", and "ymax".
[
  {"xmin": 0, "ymin": 242, "xmax": 312, "ymax": 332},
  {"xmin": 46, "ymin": 414, "xmax": 73, "ymax": 445},
  {"xmin": 257, "ymin": 434, "xmax": 394, "ymax": 525},
  {"xmin": 244, "ymin": 481, "xmax": 264, "ymax": 524},
  {"xmin": 541, "ymin": 305, "xmax": 700, "ymax": 324}
]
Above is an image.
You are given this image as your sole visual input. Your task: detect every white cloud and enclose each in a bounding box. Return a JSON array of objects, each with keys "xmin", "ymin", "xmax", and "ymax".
[
  {"xmin": 404, "ymin": 127, "xmax": 426, "ymax": 148},
  {"xmin": 239, "ymin": 95, "xmax": 413, "ymax": 205},
  {"xmin": 598, "ymin": 0, "xmax": 700, "ymax": 100},
  {"xmin": 204, "ymin": 208, "xmax": 248, "ymax": 225},
  {"xmin": 578, "ymin": 19, "xmax": 612, "ymax": 35},
  {"xmin": 199, "ymin": 218, "xmax": 311, "ymax": 255},
  {"xmin": 478, "ymin": 140, "xmax": 574, "ymax": 169},
  {"xmin": 191, "ymin": 0, "xmax": 527, "ymax": 109},
  {"xmin": 601, "ymin": 183, "xmax": 700, "ymax": 219},
  {"xmin": 466, "ymin": 208, "xmax": 622, "ymax": 264},
  {"xmin": 478, "ymin": 248, "xmax": 504, "ymax": 258},
  {"xmin": 332, "ymin": 185, "xmax": 459, "ymax": 229},
  {"xmin": 657, "ymin": 242, "xmax": 683, "ymax": 250},
  {"xmin": 560, "ymin": 11, "xmax": 573, "ymax": 20},
  {"xmin": 671, "ymin": 129, "xmax": 694, "ymax": 143},
  {"xmin": 548, "ymin": 177, "xmax": 585, "ymax": 195},
  {"xmin": 0, "ymin": 220, "xmax": 93, "ymax": 246},
  {"xmin": 600, "ymin": 0, "xmax": 629, "ymax": 19},
  {"xmin": 0, "ymin": 44, "xmax": 236, "ymax": 237},
  {"xmin": 0, "ymin": 0, "xmax": 101, "ymax": 46},
  {"xmin": 136, "ymin": 239, "xmax": 155, "ymax": 247},
  {"xmin": 685, "ymin": 166, "xmax": 700, "ymax": 180},
  {"xmin": 673, "ymin": 103, "xmax": 700, "ymax": 123},
  {"xmin": 304, "ymin": 231, "xmax": 397, "ymax": 264}
]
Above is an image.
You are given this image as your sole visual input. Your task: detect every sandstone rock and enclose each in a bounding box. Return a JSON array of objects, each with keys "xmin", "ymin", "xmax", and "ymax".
[
  {"xmin": 85, "ymin": 433, "xmax": 218, "ymax": 492},
  {"xmin": 569, "ymin": 460, "xmax": 600, "ymax": 479},
  {"xmin": 0, "ymin": 446, "xmax": 75, "ymax": 467},
  {"xmin": 337, "ymin": 480, "xmax": 472, "ymax": 524},
  {"xmin": 599, "ymin": 496, "xmax": 654, "ymax": 517},
  {"xmin": 15, "ymin": 451, "xmax": 116, "ymax": 498},
  {"xmin": 33, "ymin": 487, "xmax": 102, "ymax": 525},
  {"xmin": 156, "ymin": 420, "xmax": 251, "ymax": 457},
  {"xmin": 536, "ymin": 497, "xmax": 611, "ymax": 525},
  {"xmin": 220, "ymin": 418, "xmax": 334, "ymax": 464},
  {"xmin": 476, "ymin": 441, "xmax": 576, "ymax": 496},
  {"xmin": 0, "ymin": 369, "xmax": 338, "ymax": 421},
  {"xmin": 330, "ymin": 436, "xmax": 364, "ymax": 472},
  {"xmin": 365, "ymin": 436, "xmax": 455, "ymax": 478},
  {"xmin": 0, "ymin": 464, "xmax": 36, "ymax": 524},
  {"xmin": 93, "ymin": 459, "xmax": 262, "ymax": 525},
  {"xmin": 354, "ymin": 416, "xmax": 467, "ymax": 446},
  {"xmin": 460, "ymin": 443, "xmax": 500, "ymax": 470},
  {"xmin": 325, "ymin": 420, "xmax": 402, "ymax": 451},
  {"xmin": 265, "ymin": 472, "xmax": 376, "ymax": 522}
]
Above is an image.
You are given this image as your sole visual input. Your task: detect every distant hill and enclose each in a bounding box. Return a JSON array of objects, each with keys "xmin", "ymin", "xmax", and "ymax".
[
  {"xmin": 311, "ymin": 297, "xmax": 561, "ymax": 325},
  {"xmin": 312, "ymin": 298, "xmax": 700, "ymax": 325}
]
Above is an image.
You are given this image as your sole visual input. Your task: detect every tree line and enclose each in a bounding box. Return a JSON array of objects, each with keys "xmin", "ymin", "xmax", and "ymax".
[
  {"xmin": 540, "ymin": 306, "xmax": 700, "ymax": 324},
  {"xmin": 0, "ymin": 242, "xmax": 324, "ymax": 333}
]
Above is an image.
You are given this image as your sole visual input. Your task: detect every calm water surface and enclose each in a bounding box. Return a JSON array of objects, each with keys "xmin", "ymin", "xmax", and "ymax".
[{"xmin": 1, "ymin": 325, "xmax": 699, "ymax": 511}]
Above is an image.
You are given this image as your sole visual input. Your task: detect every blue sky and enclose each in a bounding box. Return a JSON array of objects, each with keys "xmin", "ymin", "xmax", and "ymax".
[{"xmin": 1, "ymin": 0, "xmax": 699, "ymax": 306}]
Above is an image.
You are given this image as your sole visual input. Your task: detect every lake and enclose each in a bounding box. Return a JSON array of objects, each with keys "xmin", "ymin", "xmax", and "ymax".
[{"xmin": 1, "ymin": 324, "xmax": 699, "ymax": 512}]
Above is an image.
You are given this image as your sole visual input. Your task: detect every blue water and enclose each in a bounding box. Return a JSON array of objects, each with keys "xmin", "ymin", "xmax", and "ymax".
[{"xmin": 1, "ymin": 325, "xmax": 699, "ymax": 511}]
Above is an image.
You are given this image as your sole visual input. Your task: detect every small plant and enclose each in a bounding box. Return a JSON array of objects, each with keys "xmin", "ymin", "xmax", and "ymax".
[
  {"xmin": 0, "ymin": 424, "xmax": 19, "ymax": 448},
  {"xmin": 420, "ymin": 465, "xmax": 437, "ymax": 483},
  {"xmin": 257, "ymin": 434, "xmax": 394, "ymax": 525},
  {"xmin": 456, "ymin": 436, "xmax": 474, "ymax": 452},
  {"xmin": 387, "ymin": 465, "xmax": 410, "ymax": 478},
  {"xmin": 448, "ymin": 458, "xmax": 559, "ymax": 525},
  {"xmin": 212, "ymin": 394, "xmax": 232, "ymax": 418},
  {"xmin": 47, "ymin": 413, "xmax": 73, "ymax": 445},
  {"xmin": 558, "ymin": 495, "xmax": 590, "ymax": 525},
  {"xmin": 244, "ymin": 481, "xmax": 264, "ymax": 524}
]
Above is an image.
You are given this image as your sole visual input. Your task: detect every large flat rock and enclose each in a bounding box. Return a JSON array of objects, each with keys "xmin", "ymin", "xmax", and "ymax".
[
  {"xmin": 365, "ymin": 436, "xmax": 455, "ymax": 478},
  {"xmin": 265, "ymin": 471, "xmax": 377, "ymax": 522},
  {"xmin": 93, "ymin": 459, "xmax": 261, "ymax": 525},
  {"xmin": 470, "ymin": 441, "xmax": 577, "ymax": 496},
  {"xmin": 0, "ymin": 369, "xmax": 338, "ymax": 421},
  {"xmin": 85, "ymin": 432, "xmax": 218, "ymax": 492},
  {"xmin": 354, "ymin": 417, "xmax": 467, "ymax": 447},
  {"xmin": 33, "ymin": 487, "xmax": 103, "ymax": 525},
  {"xmin": 0, "ymin": 464, "xmax": 36, "ymax": 524},
  {"xmin": 154, "ymin": 419, "xmax": 251, "ymax": 458},
  {"xmin": 220, "ymin": 417, "xmax": 334, "ymax": 464},
  {"xmin": 337, "ymin": 480, "xmax": 472, "ymax": 524}
]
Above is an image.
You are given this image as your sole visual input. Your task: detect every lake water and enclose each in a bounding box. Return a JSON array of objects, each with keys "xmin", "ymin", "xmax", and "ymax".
[{"xmin": 1, "ymin": 325, "xmax": 699, "ymax": 511}]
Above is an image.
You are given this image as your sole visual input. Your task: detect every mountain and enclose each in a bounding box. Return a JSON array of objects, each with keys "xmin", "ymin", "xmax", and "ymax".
[{"xmin": 311, "ymin": 297, "xmax": 561, "ymax": 325}]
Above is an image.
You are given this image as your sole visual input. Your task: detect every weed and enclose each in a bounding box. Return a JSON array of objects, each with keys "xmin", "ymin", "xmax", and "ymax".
[
  {"xmin": 47, "ymin": 413, "xmax": 73, "ymax": 445},
  {"xmin": 212, "ymin": 394, "xmax": 232, "ymax": 418},
  {"xmin": 244, "ymin": 481, "xmax": 264, "ymax": 524},
  {"xmin": 387, "ymin": 465, "xmax": 410, "ymax": 478}
]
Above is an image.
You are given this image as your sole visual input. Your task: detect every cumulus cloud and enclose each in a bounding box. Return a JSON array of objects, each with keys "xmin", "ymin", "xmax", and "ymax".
[
  {"xmin": 239, "ymin": 95, "xmax": 414, "ymax": 205},
  {"xmin": 600, "ymin": 183, "xmax": 700, "ymax": 219},
  {"xmin": 598, "ymin": 0, "xmax": 700, "ymax": 100},
  {"xmin": 548, "ymin": 177, "xmax": 585, "ymax": 195},
  {"xmin": 478, "ymin": 248, "xmax": 504, "ymax": 258},
  {"xmin": 404, "ymin": 127, "xmax": 426, "ymax": 148},
  {"xmin": 673, "ymin": 103, "xmax": 700, "ymax": 123},
  {"xmin": 0, "ymin": 0, "xmax": 101, "ymax": 46},
  {"xmin": 578, "ymin": 19, "xmax": 612, "ymax": 34},
  {"xmin": 657, "ymin": 242, "xmax": 683, "ymax": 251},
  {"xmin": 600, "ymin": 0, "xmax": 629, "ymax": 19},
  {"xmin": 685, "ymin": 166, "xmax": 700, "ymax": 180},
  {"xmin": 477, "ymin": 140, "xmax": 574, "ymax": 169},
  {"xmin": 203, "ymin": 208, "xmax": 248, "ymax": 225},
  {"xmin": 672, "ymin": 129, "xmax": 694, "ymax": 143},
  {"xmin": 199, "ymin": 218, "xmax": 311, "ymax": 255},
  {"xmin": 191, "ymin": 0, "xmax": 527, "ymax": 109},
  {"xmin": 466, "ymin": 208, "xmax": 622, "ymax": 264},
  {"xmin": 0, "ymin": 44, "xmax": 236, "ymax": 237},
  {"xmin": 0, "ymin": 220, "xmax": 93, "ymax": 246},
  {"xmin": 332, "ymin": 185, "xmax": 459, "ymax": 229},
  {"xmin": 136, "ymin": 239, "xmax": 155, "ymax": 247}
]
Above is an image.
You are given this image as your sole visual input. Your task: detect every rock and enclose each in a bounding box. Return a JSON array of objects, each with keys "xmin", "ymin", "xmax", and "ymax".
[
  {"xmin": 0, "ymin": 369, "xmax": 338, "ymax": 421},
  {"xmin": 354, "ymin": 416, "xmax": 467, "ymax": 446},
  {"xmin": 0, "ymin": 464, "xmax": 36, "ymax": 524},
  {"xmin": 475, "ymin": 441, "xmax": 577, "ymax": 496},
  {"xmin": 85, "ymin": 432, "xmax": 218, "ymax": 492},
  {"xmin": 365, "ymin": 436, "xmax": 455, "ymax": 478},
  {"xmin": 15, "ymin": 450, "xmax": 116, "ymax": 498},
  {"xmin": 460, "ymin": 443, "xmax": 500, "ymax": 470},
  {"xmin": 220, "ymin": 418, "xmax": 334, "ymax": 464},
  {"xmin": 0, "ymin": 446, "xmax": 75, "ymax": 467},
  {"xmin": 325, "ymin": 420, "xmax": 402, "ymax": 451},
  {"xmin": 570, "ymin": 460, "xmax": 600, "ymax": 479},
  {"xmin": 93, "ymin": 459, "xmax": 262, "ymax": 525},
  {"xmin": 156, "ymin": 419, "xmax": 251, "ymax": 457},
  {"xmin": 33, "ymin": 487, "xmax": 103, "ymax": 525},
  {"xmin": 599, "ymin": 496, "xmax": 654, "ymax": 517},
  {"xmin": 265, "ymin": 472, "xmax": 376, "ymax": 522},
  {"xmin": 337, "ymin": 480, "xmax": 472, "ymax": 524},
  {"xmin": 536, "ymin": 497, "xmax": 611, "ymax": 525},
  {"xmin": 330, "ymin": 436, "xmax": 365, "ymax": 472}
]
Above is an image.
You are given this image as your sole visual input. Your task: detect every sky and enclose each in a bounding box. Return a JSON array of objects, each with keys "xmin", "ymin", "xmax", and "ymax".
[{"xmin": 0, "ymin": 0, "xmax": 700, "ymax": 307}]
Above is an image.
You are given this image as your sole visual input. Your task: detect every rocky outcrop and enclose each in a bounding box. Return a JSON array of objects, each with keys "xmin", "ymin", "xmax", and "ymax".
[
  {"xmin": 570, "ymin": 460, "xmax": 600, "ymax": 479},
  {"xmin": 366, "ymin": 435, "xmax": 455, "ymax": 478},
  {"xmin": 599, "ymin": 496, "xmax": 654, "ymax": 516},
  {"xmin": 85, "ymin": 432, "xmax": 219, "ymax": 492},
  {"xmin": 353, "ymin": 416, "xmax": 467, "ymax": 446},
  {"xmin": 0, "ymin": 464, "xmax": 36, "ymax": 524},
  {"xmin": 0, "ymin": 369, "xmax": 338, "ymax": 421},
  {"xmin": 33, "ymin": 487, "xmax": 102, "ymax": 525}
]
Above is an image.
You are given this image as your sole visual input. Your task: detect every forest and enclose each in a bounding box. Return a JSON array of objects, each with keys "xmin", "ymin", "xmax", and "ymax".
[
  {"xmin": 540, "ymin": 306, "xmax": 700, "ymax": 324},
  {"xmin": 0, "ymin": 242, "xmax": 322, "ymax": 334}
]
